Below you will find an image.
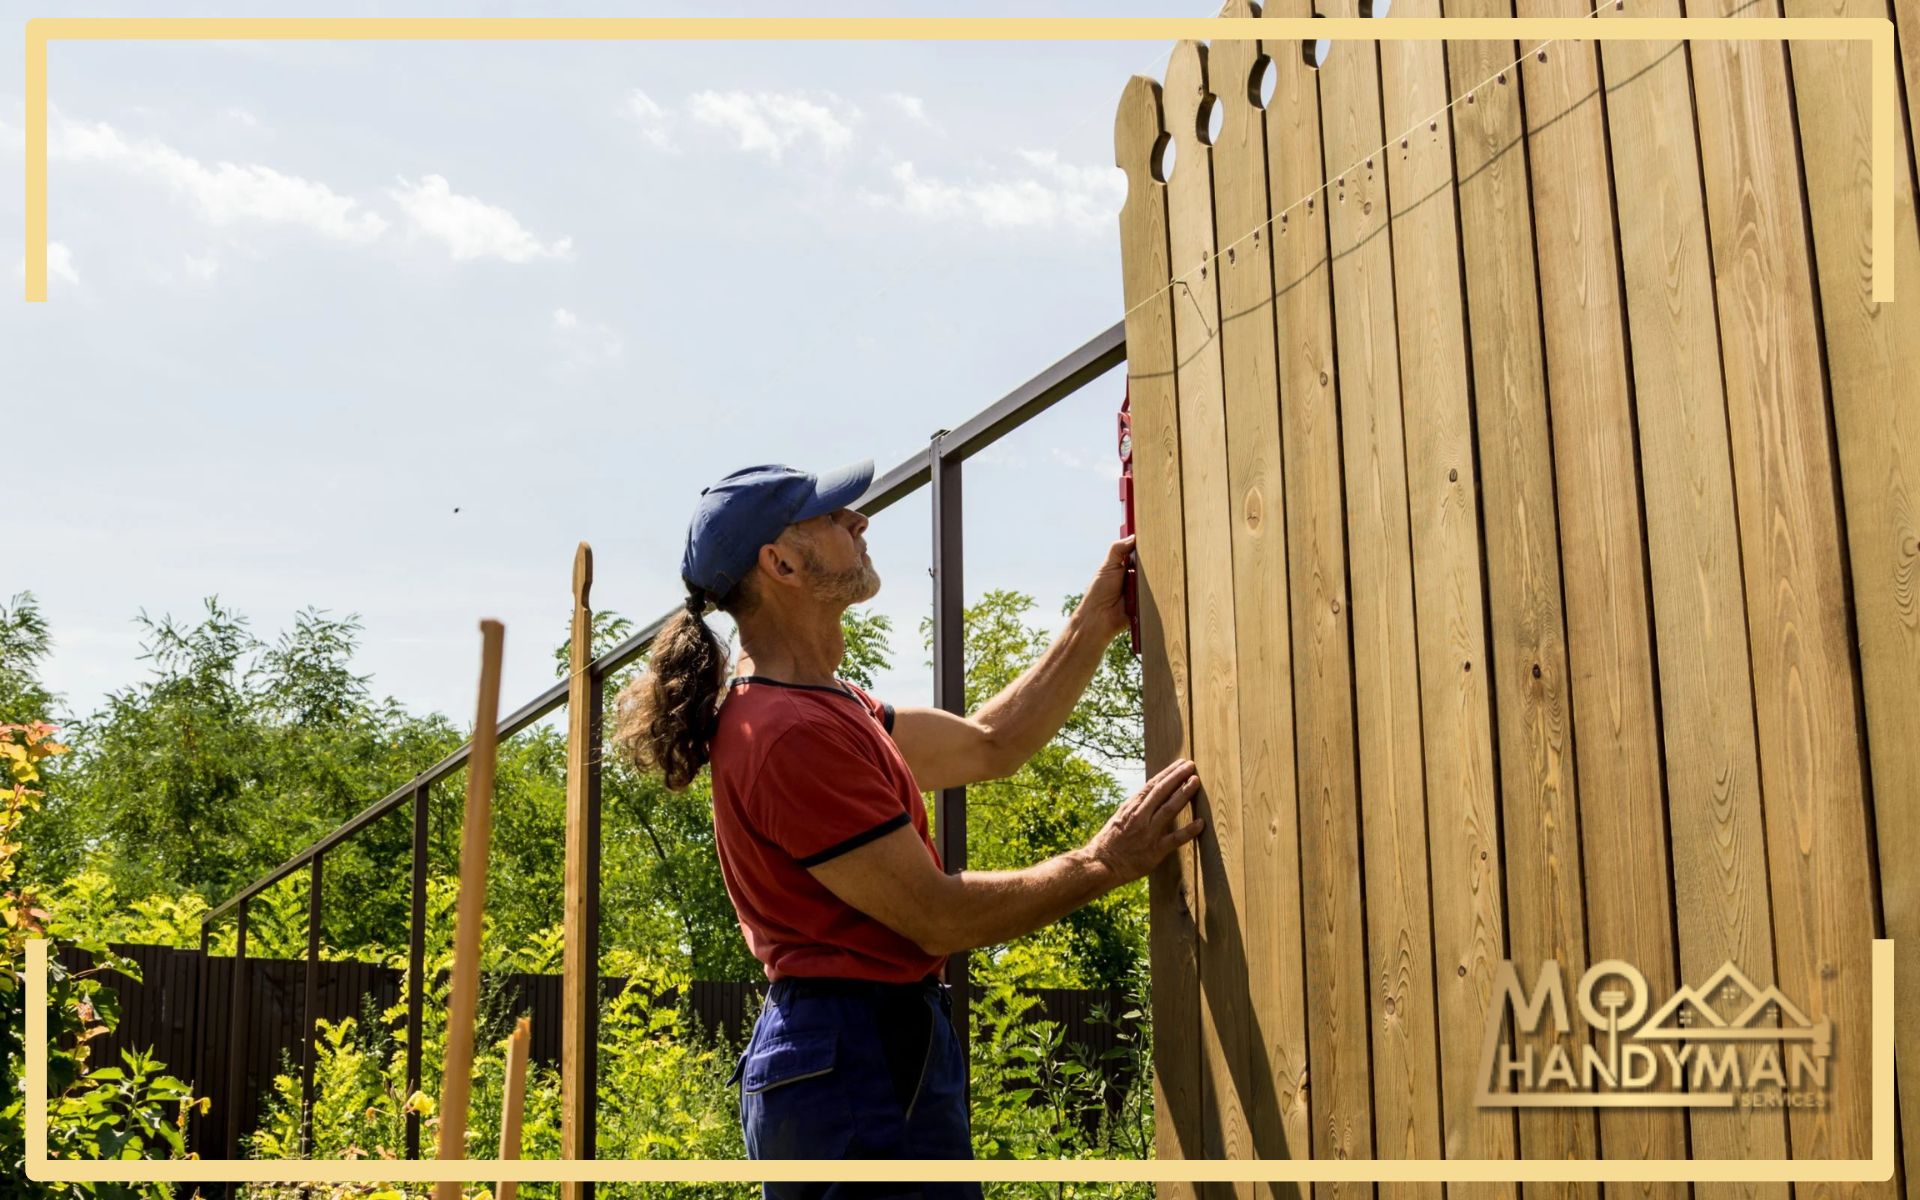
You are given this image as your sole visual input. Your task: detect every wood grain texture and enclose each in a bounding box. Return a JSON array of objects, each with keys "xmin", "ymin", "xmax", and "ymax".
[
  {"xmin": 562, "ymin": 543, "xmax": 597, "ymax": 1198},
  {"xmin": 1507, "ymin": 6, "xmax": 1688, "ymax": 1197},
  {"xmin": 1115, "ymin": 72, "xmax": 1204, "ymax": 1200},
  {"xmin": 1262, "ymin": 6, "xmax": 1405, "ymax": 1194},
  {"xmin": 1165, "ymin": 39, "xmax": 1255, "ymax": 1196},
  {"xmin": 1367, "ymin": 2, "xmax": 1482, "ymax": 1190},
  {"xmin": 1597, "ymin": 5, "xmax": 1789, "ymax": 1195},
  {"xmin": 1779, "ymin": 0, "xmax": 1920, "ymax": 1185},
  {"xmin": 496, "ymin": 1016, "xmax": 531, "ymax": 1200},
  {"xmin": 1208, "ymin": 6, "xmax": 1313, "ymax": 1192},
  {"xmin": 1309, "ymin": 12, "xmax": 1448, "ymax": 1196},
  {"xmin": 1680, "ymin": 9, "xmax": 1887, "ymax": 1196},
  {"xmin": 1128, "ymin": 5, "xmax": 1914, "ymax": 1174},
  {"xmin": 1896, "ymin": 0, "xmax": 1920, "ymax": 219},
  {"xmin": 435, "ymin": 619, "xmax": 505, "ymax": 1200},
  {"xmin": 1443, "ymin": 4, "xmax": 1658, "ymax": 1190}
]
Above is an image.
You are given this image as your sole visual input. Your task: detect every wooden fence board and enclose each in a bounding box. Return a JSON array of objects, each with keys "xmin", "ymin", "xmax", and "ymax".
[
  {"xmin": 1433, "ymin": 9, "xmax": 1601, "ymax": 1199},
  {"xmin": 1259, "ymin": 0, "xmax": 1367, "ymax": 1182},
  {"xmin": 1209, "ymin": 6, "xmax": 1314, "ymax": 1190},
  {"xmin": 1367, "ymin": 0, "xmax": 1482, "ymax": 1190},
  {"xmin": 1897, "ymin": 0, "xmax": 1920, "ymax": 217},
  {"xmin": 1163, "ymin": 40, "xmax": 1257, "ymax": 1199},
  {"xmin": 1682, "ymin": 10, "xmax": 1888, "ymax": 1197},
  {"xmin": 1597, "ymin": 4, "xmax": 1791, "ymax": 1193},
  {"xmin": 1780, "ymin": 0, "xmax": 1920, "ymax": 1185},
  {"xmin": 1305, "ymin": 14, "xmax": 1428, "ymax": 1190},
  {"xmin": 1115, "ymin": 69, "xmax": 1205, "ymax": 1200},
  {"xmin": 1503, "ymin": 8, "xmax": 1690, "ymax": 1198}
]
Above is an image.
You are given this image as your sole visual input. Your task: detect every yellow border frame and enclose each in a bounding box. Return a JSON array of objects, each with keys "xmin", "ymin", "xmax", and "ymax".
[
  {"xmin": 18, "ymin": 16, "xmax": 1899, "ymax": 303},
  {"xmin": 21, "ymin": 938, "xmax": 1897, "ymax": 1182},
  {"xmin": 15, "ymin": 13, "xmax": 1903, "ymax": 1184}
]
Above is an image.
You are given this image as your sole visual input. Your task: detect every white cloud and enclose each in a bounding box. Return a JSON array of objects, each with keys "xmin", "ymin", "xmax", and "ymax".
[
  {"xmin": 550, "ymin": 306, "xmax": 623, "ymax": 371},
  {"xmin": 56, "ymin": 118, "xmax": 386, "ymax": 242},
  {"xmin": 884, "ymin": 92, "xmax": 934, "ymax": 127},
  {"xmin": 15, "ymin": 241, "xmax": 79, "ymax": 288},
  {"xmin": 224, "ymin": 107, "xmax": 263, "ymax": 131},
  {"xmin": 861, "ymin": 149, "xmax": 1125, "ymax": 234},
  {"xmin": 183, "ymin": 252, "xmax": 220, "ymax": 282},
  {"xmin": 686, "ymin": 90, "xmax": 858, "ymax": 162},
  {"xmin": 389, "ymin": 175, "xmax": 572, "ymax": 263},
  {"xmin": 623, "ymin": 89, "xmax": 680, "ymax": 152}
]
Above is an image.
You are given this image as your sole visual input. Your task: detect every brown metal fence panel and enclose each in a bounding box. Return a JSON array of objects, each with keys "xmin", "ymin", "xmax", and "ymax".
[{"xmin": 54, "ymin": 944, "xmax": 1138, "ymax": 1155}]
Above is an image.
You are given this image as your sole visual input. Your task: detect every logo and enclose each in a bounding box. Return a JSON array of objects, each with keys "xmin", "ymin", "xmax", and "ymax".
[{"xmin": 1475, "ymin": 959, "xmax": 1832, "ymax": 1110}]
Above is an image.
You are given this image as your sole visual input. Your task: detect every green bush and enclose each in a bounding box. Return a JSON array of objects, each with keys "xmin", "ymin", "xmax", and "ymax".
[
  {"xmin": 239, "ymin": 942, "xmax": 752, "ymax": 1200},
  {"xmin": 235, "ymin": 939, "xmax": 1156, "ymax": 1200},
  {"xmin": 1, "ymin": 721, "xmax": 206, "ymax": 1200}
]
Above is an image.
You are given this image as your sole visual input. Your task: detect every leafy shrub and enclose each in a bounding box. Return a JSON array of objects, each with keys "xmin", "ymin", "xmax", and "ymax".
[
  {"xmin": 240, "ymin": 941, "xmax": 751, "ymax": 1200},
  {"xmin": 1, "ymin": 722, "xmax": 206, "ymax": 1200},
  {"xmin": 966, "ymin": 953, "xmax": 1155, "ymax": 1200}
]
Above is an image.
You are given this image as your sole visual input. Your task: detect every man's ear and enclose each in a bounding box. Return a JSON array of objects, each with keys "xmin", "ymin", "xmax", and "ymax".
[{"xmin": 757, "ymin": 540, "xmax": 798, "ymax": 583}]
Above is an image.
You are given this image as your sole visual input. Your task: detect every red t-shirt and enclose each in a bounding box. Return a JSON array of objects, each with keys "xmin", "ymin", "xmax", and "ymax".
[{"xmin": 708, "ymin": 674, "xmax": 948, "ymax": 983}]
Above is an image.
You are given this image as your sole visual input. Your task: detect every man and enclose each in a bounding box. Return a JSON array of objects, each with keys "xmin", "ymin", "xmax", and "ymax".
[{"xmin": 611, "ymin": 458, "xmax": 1205, "ymax": 1198}]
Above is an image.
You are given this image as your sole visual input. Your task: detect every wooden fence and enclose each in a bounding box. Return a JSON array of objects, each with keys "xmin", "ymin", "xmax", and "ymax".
[
  {"xmin": 1116, "ymin": 2, "xmax": 1916, "ymax": 1196},
  {"xmin": 56, "ymin": 944, "xmax": 1139, "ymax": 1155}
]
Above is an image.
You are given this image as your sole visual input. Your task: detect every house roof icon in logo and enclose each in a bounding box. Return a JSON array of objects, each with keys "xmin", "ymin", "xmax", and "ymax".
[
  {"xmin": 1731, "ymin": 983, "xmax": 1813, "ymax": 1029},
  {"xmin": 1635, "ymin": 962, "xmax": 1826, "ymax": 1046},
  {"xmin": 1639, "ymin": 982, "xmax": 1729, "ymax": 1037}
]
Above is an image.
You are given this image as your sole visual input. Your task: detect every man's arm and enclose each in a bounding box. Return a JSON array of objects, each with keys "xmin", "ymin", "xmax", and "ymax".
[
  {"xmin": 889, "ymin": 535, "xmax": 1135, "ymax": 793},
  {"xmin": 805, "ymin": 756, "xmax": 1202, "ymax": 956}
]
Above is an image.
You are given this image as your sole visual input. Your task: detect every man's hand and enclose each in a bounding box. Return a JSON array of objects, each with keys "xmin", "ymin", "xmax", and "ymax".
[
  {"xmin": 1073, "ymin": 534, "xmax": 1137, "ymax": 641},
  {"xmin": 1086, "ymin": 757, "xmax": 1206, "ymax": 886},
  {"xmin": 804, "ymin": 757, "xmax": 1206, "ymax": 957}
]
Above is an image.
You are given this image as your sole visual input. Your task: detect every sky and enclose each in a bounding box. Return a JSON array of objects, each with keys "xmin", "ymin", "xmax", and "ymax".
[{"xmin": 5, "ymin": 1, "xmax": 1214, "ymax": 736}]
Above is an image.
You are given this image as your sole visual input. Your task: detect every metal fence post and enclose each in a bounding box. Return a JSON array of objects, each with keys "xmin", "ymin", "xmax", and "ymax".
[
  {"xmin": 192, "ymin": 922, "xmax": 210, "ymax": 1159},
  {"xmin": 929, "ymin": 430, "xmax": 970, "ymax": 1094},
  {"xmin": 223, "ymin": 899, "xmax": 249, "ymax": 1193},
  {"xmin": 301, "ymin": 852, "xmax": 323, "ymax": 1154},
  {"xmin": 406, "ymin": 782, "xmax": 429, "ymax": 1160}
]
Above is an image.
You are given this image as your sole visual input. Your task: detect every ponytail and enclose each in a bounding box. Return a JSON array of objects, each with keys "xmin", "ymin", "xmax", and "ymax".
[{"xmin": 611, "ymin": 581, "xmax": 752, "ymax": 791}]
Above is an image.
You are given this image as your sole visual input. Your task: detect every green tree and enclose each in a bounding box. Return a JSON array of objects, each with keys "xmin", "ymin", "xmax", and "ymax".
[
  {"xmin": 922, "ymin": 591, "xmax": 1148, "ymax": 989},
  {"xmin": 24, "ymin": 601, "xmax": 459, "ymax": 950},
  {"xmin": 0, "ymin": 593, "xmax": 57, "ymax": 727},
  {"xmin": 1, "ymin": 722, "xmax": 205, "ymax": 1200}
]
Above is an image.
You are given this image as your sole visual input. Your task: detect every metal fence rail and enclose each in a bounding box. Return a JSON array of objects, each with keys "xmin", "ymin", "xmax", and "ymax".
[{"xmin": 195, "ymin": 319, "xmax": 1129, "ymax": 1173}]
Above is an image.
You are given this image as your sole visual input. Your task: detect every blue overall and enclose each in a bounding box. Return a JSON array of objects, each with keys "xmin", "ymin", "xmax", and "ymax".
[{"xmin": 728, "ymin": 973, "xmax": 983, "ymax": 1200}]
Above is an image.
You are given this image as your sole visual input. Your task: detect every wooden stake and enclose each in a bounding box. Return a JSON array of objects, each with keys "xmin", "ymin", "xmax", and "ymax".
[
  {"xmin": 561, "ymin": 543, "xmax": 601, "ymax": 1200},
  {"xmin": 495, "ymin": 1016, "xmax": 532, "ymax": 1200},
  {"xmin": 434, "ymin": 619, "xmax": 505, "ymax": 1200}
]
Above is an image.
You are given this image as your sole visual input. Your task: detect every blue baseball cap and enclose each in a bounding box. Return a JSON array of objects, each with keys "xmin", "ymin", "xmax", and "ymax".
[{"xmin": 681, "ymin": 459, "xmax": 875, "ymax": 598}]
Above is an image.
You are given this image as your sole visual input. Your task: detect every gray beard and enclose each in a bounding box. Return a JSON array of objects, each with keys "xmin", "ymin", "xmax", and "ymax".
[{"xmin": 802, "ymin": 548, "xmax": 881, "ymax": 605}]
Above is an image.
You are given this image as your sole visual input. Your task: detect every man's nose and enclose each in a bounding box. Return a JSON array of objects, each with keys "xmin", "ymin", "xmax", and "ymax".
[{"xmin": 847, "ymin": 509, "xmax": 870, "ymax": 536}]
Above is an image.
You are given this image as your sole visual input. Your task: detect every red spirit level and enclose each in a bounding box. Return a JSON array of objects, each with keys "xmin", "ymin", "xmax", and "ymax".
[{"xmin": 1118, "ymin": 384, "xmax": 1141, "ymax": 657}]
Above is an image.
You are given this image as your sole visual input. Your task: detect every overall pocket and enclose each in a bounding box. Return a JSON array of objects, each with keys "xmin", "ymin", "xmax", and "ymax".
[
  {"xmin": 738, "ymin": 1027, "xmax": 856, "ymax": 1158},
  {"xmin": 742, "ymin": 1029, "xmax": 838, "ymax": 1094}
]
